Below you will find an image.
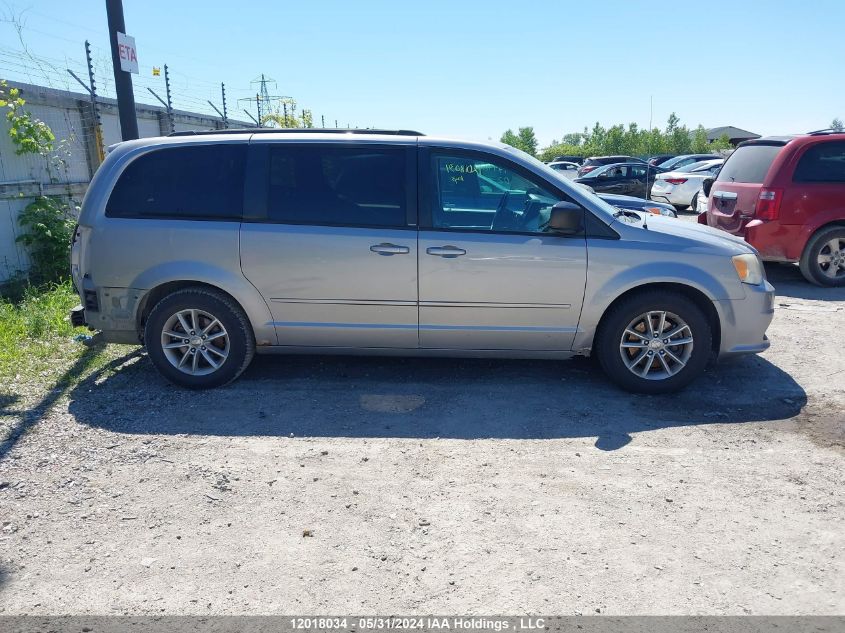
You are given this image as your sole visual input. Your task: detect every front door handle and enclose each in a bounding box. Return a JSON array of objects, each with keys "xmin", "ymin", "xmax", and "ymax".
[
  {"xmin": 370, "ymin": 243, "xmax": 410, "ymax": 256},
  {"xmin": 426, "ymin": 245, "xmax": 466, "ymax": 258}
]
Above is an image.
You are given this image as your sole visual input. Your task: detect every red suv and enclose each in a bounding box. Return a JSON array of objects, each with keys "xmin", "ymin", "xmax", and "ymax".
[{"xmin": 700, "ymin": 131, "xmax": 845, "ymax": 286}]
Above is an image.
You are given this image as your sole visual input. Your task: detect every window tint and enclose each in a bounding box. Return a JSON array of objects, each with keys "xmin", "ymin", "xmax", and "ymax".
[
  {"xmin": 266, "ymin": 146, "xmax": 406, "ymax": 226},
  {"xmin": 631, "ymin": 165, "xmax": 647, "ymax": 178},
  {"xmin": 716, "ymin": 144, "xmax": 783, "ymax": 184},
  {"xmin": 793, "ymin": 142, "xmax": 845, "ymax": 183},
  {"xmin": 602, "ymin": 165, "xmax": 628, "ymax": 178},
  {"xmin": 431, "ymin": 154, "xmax": 563, "ymax": 233},
  {"xmin": 106, "ymin": 144, "xmax": 246, "ymax": 219}
]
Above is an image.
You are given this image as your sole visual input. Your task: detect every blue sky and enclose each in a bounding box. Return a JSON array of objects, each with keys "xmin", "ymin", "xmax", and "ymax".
[{"xmin": 1, "ymin": 0, "xmax": 842, "ymax": 145}]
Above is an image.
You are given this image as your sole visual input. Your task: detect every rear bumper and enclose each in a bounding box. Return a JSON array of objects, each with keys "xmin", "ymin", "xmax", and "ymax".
[
  {"xmin": 715, "ymin": 280, "xmax": 775, "ymax": 358},
  {"xmin": 704, "ymin": 215, "xmax": 806, "ymax": 262},
  {"xmin": 650, "ymin": 188, "xmax": 685, "ymax": 206},
  {"xmin": 743, "ymin": 220, "xmax": 805, "ymax": 262}
]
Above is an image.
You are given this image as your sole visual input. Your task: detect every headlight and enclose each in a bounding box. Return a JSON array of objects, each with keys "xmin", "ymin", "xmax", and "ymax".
[
  {"xmin": 732, "ymin": 253, "xmax": 764, "ymax": 285},
  {"xmin": 642, "ymin": 205, "xmax": 677, "ymax": 218}
]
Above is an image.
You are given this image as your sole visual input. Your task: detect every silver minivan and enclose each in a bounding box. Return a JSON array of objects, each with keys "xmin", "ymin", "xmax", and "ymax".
[{"xmin": 71, "ymin": 129, "xmax": 775, "ymax": 393}]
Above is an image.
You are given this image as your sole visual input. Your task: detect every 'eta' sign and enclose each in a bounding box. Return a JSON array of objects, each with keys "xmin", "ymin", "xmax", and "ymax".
[{"xmin": 116, "ymin": 32, "xmax": 138, "ymax": 74}]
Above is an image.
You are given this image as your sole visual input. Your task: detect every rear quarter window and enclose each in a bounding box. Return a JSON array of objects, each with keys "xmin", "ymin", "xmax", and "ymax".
[
  {"xmin": 106, "ymin": 144, "xmax": 247, "ymax": 219},
  {"xmin": 793, "ymin": 141, "xmax": 845, "ymax": 183},
  {"xmin": 716, "ymin": 144, "xmax": 783, "ymax": 184}
]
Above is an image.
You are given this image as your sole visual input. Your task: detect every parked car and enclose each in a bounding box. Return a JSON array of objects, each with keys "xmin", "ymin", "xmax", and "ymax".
[
  {"xmin": 598, "ymin": 194, "xmax": 678, "ymax": 218},
  {"xmin": 548, "ymin": 161, "xmax": 580, "ymax": 179},
  {"xmin": 71, "ymin": 129, "xmax": 774, "ymax": 393},
  {"xmin": 651, "ymin": 159, "xmax": 724, "ymax": 210},
  {"xmin": 551, "ymin": 155, "xmax": 584, "ymax": 165},
  {"xmin": 573, "ymin": 162, "xmax": 664, "ymax": 198},
  {"xmin": 658, "ymin": 153, "xmax": 722, "ymax": 171},
  {"xmin": 700, "ymin": 131, "xmax": 845, "ymax": 286},
  {"xmin": 648, "ymin": 154, "xmax": 675, "ymax": 167},
  {"xmin": 578, "ymin": 155, "xmax": 646, "ymax": 177}
]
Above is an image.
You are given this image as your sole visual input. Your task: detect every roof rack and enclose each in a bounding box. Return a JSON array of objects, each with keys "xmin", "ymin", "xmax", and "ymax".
[
  {"xmin": 168, "ymin": 128, "xmax": 424, "ymax": 137},
  {"xmin": 806, "ymin": 128, "xmax": 845, "ymax": 136}
]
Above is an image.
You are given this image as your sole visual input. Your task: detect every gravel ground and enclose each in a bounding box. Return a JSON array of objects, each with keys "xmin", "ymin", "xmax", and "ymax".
[{"xmin": 0, "ymin": 258, "xmax": 842, "ymax": 615}]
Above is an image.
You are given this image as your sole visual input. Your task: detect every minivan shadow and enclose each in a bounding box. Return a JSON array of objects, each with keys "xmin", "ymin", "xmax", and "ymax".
[{"xmin": 68, "ymin": 350, "xmax": 807, "ymax": 451}]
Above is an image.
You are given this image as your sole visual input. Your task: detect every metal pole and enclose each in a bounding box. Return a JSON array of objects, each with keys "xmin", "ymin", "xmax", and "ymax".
[
  {"xmin": 221, "ymin": 82, "xmax": 228, "ymax": 128},
  {"xmin": 105, "ymin": 0, "xmax": 138, "ymax": 140},
  {"xmin": 283, "ymin": 102, "xmax": 288, "ymax": 127},
  {"xmin": 243, "ymin": 109, "xmax": 259, "ymax": 127},
  {"xmin": 163, "ymin": 64, "xmax": 174, "ymax": 133},
  {"xmin": 321, "ymin": 115, "xmax": 325, "ymax": 128},
  {"xmin": 208, "ymin": 100, "xmax": 225, "ymax": 120},
  {"xmin": 256, "ymin": 93, "xmax": 261, "ymax": 126},
  {"xmin": 85, "ymin": 40, "xmax": 105, "ymax": 162}
]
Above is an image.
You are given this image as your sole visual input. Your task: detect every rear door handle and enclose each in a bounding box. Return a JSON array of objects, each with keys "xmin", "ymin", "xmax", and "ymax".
[
  {"xmin": 370, "ymin": 243, "xmax": 410, "ymax": 256},
  {"xmin": 426, "ymin": 246, "xmax": 466, "ymax": 258}
]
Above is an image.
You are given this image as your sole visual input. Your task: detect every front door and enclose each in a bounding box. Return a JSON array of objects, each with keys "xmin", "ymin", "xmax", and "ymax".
[
  {"xmin": 417, "ymin": 149, "xmax": 587, "ymax": 351},
  {"xmin": 240, "ymin": 143, "xmax": 419, "ymax": 348}
]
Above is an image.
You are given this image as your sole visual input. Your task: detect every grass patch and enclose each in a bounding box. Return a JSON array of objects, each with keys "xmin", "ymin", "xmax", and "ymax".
[{"xmin": 0, "ymin": 282, "xmax": 112, "ymax": 388}]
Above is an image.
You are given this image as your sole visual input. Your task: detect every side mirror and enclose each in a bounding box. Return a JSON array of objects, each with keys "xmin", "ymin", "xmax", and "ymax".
[
  {"xmin": 702, "ymin": 177, "xmax": 714, "ymax": 197},
  {"xmin": 549, "ymin": 201, "xmax": 582, "ymax": 234}
]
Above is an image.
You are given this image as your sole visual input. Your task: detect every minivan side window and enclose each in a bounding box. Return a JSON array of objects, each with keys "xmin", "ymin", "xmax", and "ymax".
[
  {"xmin": 430, "ymin": 153, "xmax": 563, "ymax": 233},
  {"xmin": 716, "ymin": 144, "xmax": 783, "ymax": 184},
  {"xmin": 793, "ymin": 142, "xmax": 845, "ymax": 183},
  {"xmin": 266, "ymin": 146, "xmax": 406, "ymax": 227},
  {"xmin": 106, "ymin": 144, "xmax": 246, "ymax": 220}
]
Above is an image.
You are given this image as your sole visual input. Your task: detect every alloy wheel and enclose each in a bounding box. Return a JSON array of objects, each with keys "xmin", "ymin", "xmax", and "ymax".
[
  {"xmin": 619, "ymin": 311, "xmax": 694, "ymax": 381},
  {"xmin": 817, "ymin": 236, "xmax": 845, "ymax": 280},
  {"xmin": 160, "ymin": 308, "xmax": 230, "ymax": 376}
]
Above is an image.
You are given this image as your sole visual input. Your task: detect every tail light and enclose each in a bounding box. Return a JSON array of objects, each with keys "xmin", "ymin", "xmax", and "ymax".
[
  {"xmin": 580, "ymin": 165, "xmax": 597, "ymax": 175},
  {"xmin": 754, "ymin": 188, "xmax": 782, "ymax": 220},
  {"xmin": 665, "ymin": 178, "xmax": 688, "ymax": 185}
]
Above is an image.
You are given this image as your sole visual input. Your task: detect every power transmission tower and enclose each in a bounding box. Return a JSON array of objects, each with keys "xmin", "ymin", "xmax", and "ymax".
[{"xmin": 238, "ymin": 74, "xmax": 288, "ymax": 126}]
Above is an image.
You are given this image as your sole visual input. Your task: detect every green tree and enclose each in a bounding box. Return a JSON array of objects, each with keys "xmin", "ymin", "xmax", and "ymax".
[
  {"xmin": 0, "ymin": 81, "xmax": 74, "ymax": 284},
  {"xmin": 500, "ymin": 128, "xmax": 520, "ymax": 148},
  {"xmin": 500, "ymin": 127, "xmax": 538, "ymax": 155},
  {"xmin": 1, "ymin": 83, "xmax": 54, "ymax": 156},
  {"xmin": 665, "ymin": 112, "xmax": 691, "ymax": 154},
  {"xmin": 831, "ymin": 117, "xmax": 844, "ymax": 132},
  {"xmin": 561, "ymin": 132, "xmax": 584, "ymax": 146},
  {"xmin": 537, "ymin": 143, "xmax": 586, "ymax": 163},
  {"xmin": 536, "ymin": 114, "xmax": 735, "ymax": 164},
  {"xmin": 691, "ymin": 125, "xmax": 709, "ymax": 153},
  {"xmin": 517, "ymin": 127, "xmax": 538, "ymax": 156},
  {"xmin": 710, "ymin": 133, "xmax": 733, "ymax": 152},
  {"xmin": 262, "ymin": 98, "xmax": 302, "ymax": 128}
]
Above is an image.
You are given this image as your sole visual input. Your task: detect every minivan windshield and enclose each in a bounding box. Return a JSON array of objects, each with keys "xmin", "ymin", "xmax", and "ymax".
[{"xmin": 716, "ymin": 144, "xmax": 784, "ymax": 183}]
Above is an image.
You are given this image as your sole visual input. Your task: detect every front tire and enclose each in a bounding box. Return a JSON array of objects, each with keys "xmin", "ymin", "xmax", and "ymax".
[
  {"xmin": 144, "ymin": 287, "xmax": 255, "ymax": 389},
  {"xmin": 595, "ymin": 291, "xmax": 712, "ymax": 394},
  {"xmin": 798, "ymin": 226, "xmax": 845, "ymax": 287}
]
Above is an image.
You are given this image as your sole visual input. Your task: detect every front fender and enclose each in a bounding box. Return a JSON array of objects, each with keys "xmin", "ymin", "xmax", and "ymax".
[{"xmin": 573, "ymin": 242, "xmax": 741, "ymax": 352}]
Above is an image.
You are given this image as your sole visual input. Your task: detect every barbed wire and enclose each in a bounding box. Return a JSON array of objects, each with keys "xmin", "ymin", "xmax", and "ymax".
[{"xmin": 0, "ymin": 22, "xmax": 341, "ymax": 127}]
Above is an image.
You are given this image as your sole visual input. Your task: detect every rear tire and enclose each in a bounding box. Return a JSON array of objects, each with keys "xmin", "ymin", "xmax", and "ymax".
[
  {"xmin": 595, "ymin": 291, "xmax": 712, "ymax": 394},
  {"xmin": 798, "ymin": 226, "xmax": 845, "ymax": 287},
  {"xmin": 144, "ymin": 287, "xmax": 255, "ymax": 389},
  {"xmin": 690, "ymin": 192, "xmax": 699, "ymax": 211}
]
